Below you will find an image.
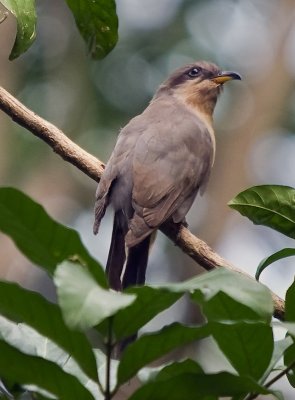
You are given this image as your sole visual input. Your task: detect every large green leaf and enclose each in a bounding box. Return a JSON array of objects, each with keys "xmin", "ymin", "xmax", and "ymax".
[
  {"xmin": 256, "ymin": 248, "xmax": 295, "ymax": 281},
  {"xmin": 210, "ymin": 321, "xmax": 273, "ymax": 381},
  {"xmin": 0, "ymin": 187, "xmax": 106, "ymax": 285},
  {"xmin": 54, "ymin": 261, "xmax": 136, "ymax": 330},
  {"xmin": 159, "ymin": 268, "xmax": 273, "ymax": 322},
  {"xmin": 117, "ymin": 322, "xmax": 210, "ymax": 385},
  {"xmin": 0, "ymin": 317, "xmax": 104, "ymax": 399},
  {"xmin": 0, "ymin": 0, "xmax": 36, "ymax": 59},
  {"xmin": 229, "ymin": 185, "xmax": 295, "ymax": 239},
  {"xmin": 65, "ymin": 0, "xmax": 118, "ymax": 59},
  {"xmin": 0, "ymin": 281, "xmax": 97, "ymax": 381},
  {"xmin": 0, "ymin": 338, "xmax": 94, "ymax": 400},
  {"xmin": 105, "ymin": 286, "xmax": 182, "ymax": 340},
  {"xmin": 129, "ymin": 371, "xmax": 271, "ymax": 400}
]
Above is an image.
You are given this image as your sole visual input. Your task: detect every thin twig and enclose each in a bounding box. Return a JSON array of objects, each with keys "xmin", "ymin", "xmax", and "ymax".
[
  {"xmin": 244, "ymin": 359, "xmax": 295, "ymax": 400},
  {"xmin": 0, "ymin": 85, "xmax": 285, "ymax": 321},
  {"xmin": 265, "ymin": 360, "xmax": 295, "ymax": 389}
]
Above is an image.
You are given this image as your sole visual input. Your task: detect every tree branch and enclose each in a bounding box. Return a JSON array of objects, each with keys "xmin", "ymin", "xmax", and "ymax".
[{"xmin": 0, "ymin": 85, "xmax": 285, "ymax": 321}]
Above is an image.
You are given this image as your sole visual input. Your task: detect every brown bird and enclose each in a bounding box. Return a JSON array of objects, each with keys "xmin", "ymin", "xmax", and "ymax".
[{"xmin": 94, "ymin": 61, "xmax": 241, "ymax": 291}]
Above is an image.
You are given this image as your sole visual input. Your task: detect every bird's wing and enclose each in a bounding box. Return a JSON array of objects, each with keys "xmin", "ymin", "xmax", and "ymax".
[{"xmin": 127, "ymin": 101, "xmax": 214, "ymax": 245}]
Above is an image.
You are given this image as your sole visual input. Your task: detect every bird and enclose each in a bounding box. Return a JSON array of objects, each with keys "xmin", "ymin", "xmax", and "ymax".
[{"xmin": 94, "ymin": 61, "xmax": 241, "ymax": 291}]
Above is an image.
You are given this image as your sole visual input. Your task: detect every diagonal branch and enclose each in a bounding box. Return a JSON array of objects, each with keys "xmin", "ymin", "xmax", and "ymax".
[{"xmin": 0, "ymin": 85, "xmax": 285, "ymax": 320}]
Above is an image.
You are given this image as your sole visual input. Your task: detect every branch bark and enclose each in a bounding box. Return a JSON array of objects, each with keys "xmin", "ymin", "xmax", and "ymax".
[{"xmin": 0, "ymin": 85, "xmax": 285, "ymax": 321}]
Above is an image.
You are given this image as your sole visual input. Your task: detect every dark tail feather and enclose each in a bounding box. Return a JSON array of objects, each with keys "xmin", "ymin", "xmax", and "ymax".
[
  {"xmin": 106, "ymin": 211, "xmax": 126, "ymax": 291},
  {"xmin": 122, "ymin": 235, "xmax": 151, "ymax": 289},
  {"xmin": 118, "ymin": 235, "xmax": 151, "ymax": 353}
]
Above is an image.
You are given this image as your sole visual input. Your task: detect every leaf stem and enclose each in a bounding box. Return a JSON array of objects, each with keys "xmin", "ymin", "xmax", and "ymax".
[{"xmin": 105, "ymin": 317, "xmax": 114, "ymax": 400}]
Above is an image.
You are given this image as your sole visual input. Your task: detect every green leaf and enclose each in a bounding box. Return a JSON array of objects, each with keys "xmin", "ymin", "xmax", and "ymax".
[
  {"xmin": 0, "ymin": 318, "xmax": 104, "ymax": 399},
  {"xmin": 117, "ymin": 322, "xmax": 210, "ymax": 385},
  {"xmin": 0, "ymin": 281, "xmax": 97, "ymax": 381},
  {"xmin": 1, "ymin": 0, "xmax": 36, "ymax": 59},
  {"xmin": 286, "ymin": 281, "xmax": 295, "ymax": 321},
  {"xmin": 201, "ymin": 291, "xmax": 265, "ymax": 322},
  {"xmin": 65, "ymin": 0, "xmax": 118, "ymax": 59},
  {"xmin": 138, "ymin": 359, "xmax": 204, "ymax": 384},
  {"xmin": 54, "ymin": 261, "xmax": 136, "ymax": 330},
  {"xmin": 0, "ymin": 338, "xmax": 94, "ymax": 400},
  {"xmin": 159, "ymin": 269, "xmax": 273, "ymax": 322},
  {"xmin": 256, "ymin": 248, "xmax": 295, "ymax": 281},
  {"xmin": 228, "ymin": 185, "xmax": 295, "ymax": 239},
  {"xmin": 149, "ymin": 359, "xmax": 204, "ymax": 381},
  {"xmin": 107, "ymin": 286, "xmax": 182, "ymax": 340},
  {"xmin": 0, "ymin": 187, "xmax": 106, "ymax": 285},
  {"xmin": 210, "ymin": 321, "xmax": 274, "ymax": 380},
  {"xmin": 129, "ymin": 371, "xmax": 270, "ymax": 400}
]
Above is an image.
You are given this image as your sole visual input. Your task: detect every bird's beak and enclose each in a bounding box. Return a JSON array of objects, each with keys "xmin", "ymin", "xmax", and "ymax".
[{"xmin": 211, "ymin": 71, "xmax": 242, "ymax": 84}]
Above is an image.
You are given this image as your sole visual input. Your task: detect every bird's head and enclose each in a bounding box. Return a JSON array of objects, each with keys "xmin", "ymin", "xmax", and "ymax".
[{"xmin": 156, "ymin": 61, "xmax": 241, "ymax": 118}]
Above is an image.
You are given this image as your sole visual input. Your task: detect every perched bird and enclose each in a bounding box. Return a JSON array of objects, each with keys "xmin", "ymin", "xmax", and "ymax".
[{"xmin": 94, "ymin": 61, "xmax": 241, "ymax": 291}]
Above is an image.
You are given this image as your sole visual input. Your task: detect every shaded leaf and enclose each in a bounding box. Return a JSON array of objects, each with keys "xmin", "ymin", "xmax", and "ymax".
[
  {"xmin": 149, "ymin": 359, "xmax": 204, "ymax": 381},
  {"xmin": 0, "ymin": 281, "xmax": 97, "ymax": 381},
  {"xmin": 1, "ymin": 0, "xmax": 36, "ymax": 59},
  {"xmin": 210, "ymin": 321, "xmax": 273, "ymax": 380},
  {"xmin": 65, "ymin": 0, "xmax": 118, "ymax": 59},
  {"xmin": 54, "ymin": 261, "xmax": 136, "ymax": 330},
  {"xmin": 106, "ymin": 286, "xmax": 182, "ymax": 340},
  {"xmin": 286, "ymin": 281, "xmax": 295, "ymax": 321},
  {"xmin": 138, "ymin": 359, "xmax": 204, "ymax": 385},
  {"xmin": 256, "ymin": 248, "xmax": 295, "ymax": 281},
  {"xmin": 0, "ymin": 338, "xmax": 94, "ymax": 400},
  {"xmin": 117, "ymin": 322, "xmax": 209, "ymax": 385},
  {"xmin": 228, "ymin": 185, "xmax": 295, "ymax": 239},
  {"xmin": 0, "ymin": 187, "xmax": 106, "ymax": 285},
  {"xmin": 129, "ymin": 371, "xmax": 270, "ymax": 400}
]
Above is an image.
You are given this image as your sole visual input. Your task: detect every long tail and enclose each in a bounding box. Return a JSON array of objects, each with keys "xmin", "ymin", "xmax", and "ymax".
[
  {"xmin": 106, "ymin": 210, "xmax": 127, "ymax": 291},
  {"xmin": 122, "ymin": 235, "xmax": 151, "ymax": 289}
]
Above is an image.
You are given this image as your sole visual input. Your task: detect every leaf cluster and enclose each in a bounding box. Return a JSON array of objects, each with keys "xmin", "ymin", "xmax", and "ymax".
[{"xmin": 0, "ymin": 187, "xmax": 294, "ymax": 399}]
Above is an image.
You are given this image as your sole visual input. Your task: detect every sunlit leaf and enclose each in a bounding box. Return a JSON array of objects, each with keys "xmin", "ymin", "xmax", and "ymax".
[
  {"xmin": 0, "ymin": 281, "xmax": 97, "ymax": 381},
  {"xmin": 54, "ymin": 261, "xmax": 136, "ymax": 330},
  {"xmin": 256, "ymin": 248, "xmax": 295, "ymax": 281},
  {"xmin": 159, "ymin": 268, "xmax": 273, "ymax": 322},
  {"xmin": 0, "ymin": 187, "xmax": 106, "ymax": 285},
  {"xmin": 65, "ymin": 0, "xmax": 118, "ymax": 59},
  {"xmin": 0, "ymin": 338, "xmax": 94, "ymax": 400},
  {"xmin": 1, "ymin": 0, "xmax": 36, "ymax": 59},
  {"xmin": 0, "ymin": 318, "xmax": 104, "ymax": 399},
  {"xmin": 229, "ymin": 185, "xmax": 295, "ymax": 239}
]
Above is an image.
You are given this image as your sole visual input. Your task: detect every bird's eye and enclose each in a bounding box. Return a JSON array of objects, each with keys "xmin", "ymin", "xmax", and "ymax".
[{"xmin": 188, "ymin": 67, "xmax": 201, "ymax": 78}]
